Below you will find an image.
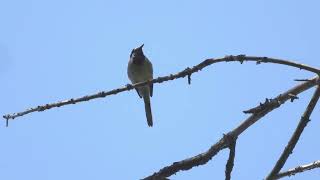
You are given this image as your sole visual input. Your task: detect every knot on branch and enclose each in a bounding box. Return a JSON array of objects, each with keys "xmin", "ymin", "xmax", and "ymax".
[
  {"xmin": 70, "ymin": 99, "xmax": 75, "ymax": 104},
  {"xmin": 225, "ymin": 55, "xmax": 246, "ymax": 64},
  {"xmin": 288, "ymin": 93, "xmax": 299, "ymax": 102},
  {"xmin": 291, "ymin": 166, "xmax": 304, "ymax": 175},
  {"xmin": 223, "ymin": 133, "xmax": 237, "ymax": 148},
  {"xmin": 156, "ymin": 77, "xmax": 164, "ymax": 83},
  {"xmin": 243, "ymin": 98, "xmax": 281, "ymax": 114},
  {"xmin": 38, "ymin": 105, "xmax": 46, "ymax": 111},
  {"xmin": 256, "ymin": 57, "xmax": 268, "ymax": 65},
  {"xmin": 183, "ymin": 67, "xmax": 192, "ymax": 85},
  {"xmin": 98, "ymin": 91, "xmax": 107, "ymax": 97},
  {"xmin": 126, "ymin": 84, "xmax": 133, "ymax": 89},
  {"xmin": 3, "ymin": 115, "xmax": 9, "ymax": 127},
  {"xmin": 300, "ymin": 115, "xmax": 311, "ymax": 123}
]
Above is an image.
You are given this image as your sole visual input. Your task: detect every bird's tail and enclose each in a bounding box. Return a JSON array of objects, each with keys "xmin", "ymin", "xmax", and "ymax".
[{"xmin": 143, "ymin": 95, "xmax": 153, "ymax": 127}]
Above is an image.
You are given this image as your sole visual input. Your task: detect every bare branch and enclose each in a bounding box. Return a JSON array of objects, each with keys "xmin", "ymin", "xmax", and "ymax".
[
  {"xmin": 143, "ymin": 135, "xmax": 228, "ymax": 180},
  {"xmin": 242, "ymin": 56, "xmax": 320, "ymax": 74},
  {"xmin": 3, "ymin": 55, "xmax": 320, "ymax": 122},
  {"xmin": 3, "ymin": 55, "xmax": 320, "ymax": 178},
  {"xmin": 224, "ymin": 134, "xmax": 237, "ymax": 180},
  {"xmin": 275, "ymin": 160, "xmax": 320, "ymax": 179},
  {"xmin": 266, "ymin": 85, "xmax": 320, "ymax": 180},
  {"xmin": 142, "ymin": 77, "xmax": 319, "ymax": 180}
]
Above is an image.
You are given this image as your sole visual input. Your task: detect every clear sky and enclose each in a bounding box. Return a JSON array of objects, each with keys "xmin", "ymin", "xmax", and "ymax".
[{"xmin": 1, "ymin": 0, "xmax": 319, "ymax": 179}]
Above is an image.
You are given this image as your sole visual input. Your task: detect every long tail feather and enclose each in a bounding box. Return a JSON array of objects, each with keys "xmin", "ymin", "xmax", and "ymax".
[{"xmin": 143, "ymin": 95, "xmax": 153, "ymax": 127}]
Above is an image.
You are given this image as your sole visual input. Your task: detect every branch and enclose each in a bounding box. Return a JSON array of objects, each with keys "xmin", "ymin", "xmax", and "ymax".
[
  {"xmin": 275, "ymin": 160, "xmax": 320, "ymax": 179},
  {"xmin": 3, "ymin": 55, "xmax": 320, "ymax": 122},
  {"xmin": 224, "ymin": 134, "xmax": 237, "ymax": 180},
  {"xmin": 265, "ymin": 84, "xmax": 320, "ymax": 180},
  {"xmin": 142, "ymin": 77, "xmax": 319, "ymax": 180}
]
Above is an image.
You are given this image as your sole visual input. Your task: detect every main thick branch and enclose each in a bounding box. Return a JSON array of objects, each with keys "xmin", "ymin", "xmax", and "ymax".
[
  {"xmin": 3, "ymin": 55, "xmax": 320, "ymax": 122},
  {"xmin": 142, "ymin": 77, "xmax": 319, "ymax": 180}
]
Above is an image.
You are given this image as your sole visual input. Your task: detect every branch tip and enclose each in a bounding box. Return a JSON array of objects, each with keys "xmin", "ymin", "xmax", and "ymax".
[
  {"xmin": 294, "ymin": 79, "xmax": 312, "ymax": 82},
  {"xmin": 188, "ymin": 74, "xmax": 192, "ymax": 85}
]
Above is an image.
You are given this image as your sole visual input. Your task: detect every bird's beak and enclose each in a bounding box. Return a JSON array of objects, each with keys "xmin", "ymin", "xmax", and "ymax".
[{"xmin": 138, "ymin": 44, "xmax": 144, "ymax": 49}]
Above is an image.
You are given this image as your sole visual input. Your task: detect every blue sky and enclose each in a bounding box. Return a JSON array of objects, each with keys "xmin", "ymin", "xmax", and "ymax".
[{"xmin": 1, "ymin": 0, "xmax": 319, "ymax": 179}]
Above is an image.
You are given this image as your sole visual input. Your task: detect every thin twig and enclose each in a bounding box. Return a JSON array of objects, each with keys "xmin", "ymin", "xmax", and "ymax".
[
  {"xmin": 142, "ymin": 77, "xmax": 319, "ymax": 180},
  {"xmin": 3, "ymin": 55, "xmax": 320, "ymax": 122},
  {"xmin": 294, "ymin": 79, "xmax": 313, "ymax": 82},
  {"xmin": 266, "ymin": 85, "xmax": 320, "ymax": 180},
  {"xmin": 275, "ymin": 160, "xmax": 320, "ymax": 179}
]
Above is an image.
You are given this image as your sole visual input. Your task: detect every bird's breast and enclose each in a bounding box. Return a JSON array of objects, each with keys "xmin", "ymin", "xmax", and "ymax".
[{"xmin": 128, "ymin": 61, "xmax": 153, "ymax": 83}]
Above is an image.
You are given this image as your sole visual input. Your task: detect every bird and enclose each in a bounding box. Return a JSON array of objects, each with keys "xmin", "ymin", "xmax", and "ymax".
[{"xmin": 127, "ymin": 44, "xmax": 154, "ymax": 127}]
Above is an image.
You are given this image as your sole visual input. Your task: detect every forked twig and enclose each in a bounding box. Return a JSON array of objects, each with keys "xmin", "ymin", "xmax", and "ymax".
[
  {"xmin": 266, "ymin": 85, "xmax": 320, "ymax": 180},
  {"xmin": 142, "ymin": 77, "xmax": 318, "ymax": 180}
]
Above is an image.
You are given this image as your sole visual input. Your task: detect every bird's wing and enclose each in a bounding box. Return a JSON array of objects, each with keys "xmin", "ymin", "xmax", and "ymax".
[
  {"xmin": 145, "ymin": 57, "xmax": 153, "ymax": 97},
  {"xmin": 150, "ymin": 84, "xmax": 153, "ymax": 97},
  {"xmin": 135, "ymin": 88, "xmax": 142, "ymax": 98}
]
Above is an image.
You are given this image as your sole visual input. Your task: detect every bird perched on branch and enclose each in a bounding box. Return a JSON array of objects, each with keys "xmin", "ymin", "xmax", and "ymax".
[{"xmin": 127, "ymin": 44, "xmax": 154, "ymax": 127}]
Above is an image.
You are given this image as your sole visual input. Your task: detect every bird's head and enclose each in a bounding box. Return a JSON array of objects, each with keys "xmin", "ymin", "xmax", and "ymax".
[{"xmin": 130, "ymin": 44, "xmax": 145, "ymax": 64}]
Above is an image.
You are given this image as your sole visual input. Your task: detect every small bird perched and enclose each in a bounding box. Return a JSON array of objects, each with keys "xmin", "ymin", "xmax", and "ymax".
[{"xmin": 127, "ymin": 44, "xmax": 154, "ymax": 127}]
